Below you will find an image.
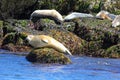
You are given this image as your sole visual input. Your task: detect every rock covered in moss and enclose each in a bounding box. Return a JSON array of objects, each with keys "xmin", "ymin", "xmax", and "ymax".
[
  {"xmin": 0, "ymin": 21, "xmax": 3, "ymax": 36},
  {"xmin": 73, "ymin": 18, "xmax": 113, "ymax": 41},
  {"xmin": 2, "ymin": 19, "xmax": 44, "ymax": 36},
  {"xmin": 83, "ymin": 40, "xmax": 103, "ymax": 56},
  {"xmin": 45, "ymin": 29, "xmax": 86, "ymax": 55},
  {"xmin": 25, "ymin": 29, "xmax": 85, "ymax": 64},
  {"xmin": 2, "ymin": 19, "xmax": 30, "ymax": 36},
  {"xmin": 2, "ymin": 32, "xmax": 28, "ymax": 46},
  {"xmin": 1, "ymin": 32, "xmax": 31, "ymax": 52},
  {"xmin": 105, "ymin": 44, "xmax": 120, "ymax": 58},
  {"xmin": 26, "ymin": 48, "xmax": 71, "ymax": 64},
  {"xmin": 2, "ymin": 33, "xmax": 18, "ymax": 45},
  {"xmin": 1, "ymin": 43, "xmax": 31, "ymax": 53},
  {"xmin": 73, "ymin": 18, "xmax": 120, "ymax": 46},
  {"xmin": 72, "ymin": 18, "xmax": 120, "ymax": 58},
  {"xmin": 1, "ymin": 19, "xmax": 84, "ymax": 55}
]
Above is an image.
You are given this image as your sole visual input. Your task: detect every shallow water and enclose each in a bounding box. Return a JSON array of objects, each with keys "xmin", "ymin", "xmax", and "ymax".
[{"xmin": 0, "ymin": 49, "xmax": 120, "ymax": 80}]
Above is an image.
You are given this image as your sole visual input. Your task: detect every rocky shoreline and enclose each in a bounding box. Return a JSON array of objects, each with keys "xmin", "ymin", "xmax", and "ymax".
[{"xmin": 0, "ymin": 18, "xmax": 120, "ymax": 64}]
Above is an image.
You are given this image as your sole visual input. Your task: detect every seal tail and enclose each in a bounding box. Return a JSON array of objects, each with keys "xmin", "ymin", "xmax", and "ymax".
[{"xmin": 65, "ymin": 49, "xmax": 72, "ymax": 55}]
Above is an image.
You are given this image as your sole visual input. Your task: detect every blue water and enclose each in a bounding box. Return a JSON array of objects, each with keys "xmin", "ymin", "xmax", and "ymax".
[{"xmin": 0, "ymin": 49, "xmax": 120, "ymax": 80}]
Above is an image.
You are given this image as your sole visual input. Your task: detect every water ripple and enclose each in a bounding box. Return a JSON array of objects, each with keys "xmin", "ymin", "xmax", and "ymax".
[{"xmin": 0, "ymin": 50, "xmax": 120, "ymax": 80}]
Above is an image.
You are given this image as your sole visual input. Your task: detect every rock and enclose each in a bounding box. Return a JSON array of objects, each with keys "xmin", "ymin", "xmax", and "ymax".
[
  {"xmin": 1, "ymin": 20, "xmax": 85, "ymax": 59},
  {"xmin": 26, "ymin": 48, "xmax": 71, "ymax": 64},
  {"xmin": 45, "ymin": 29, "xmax": 85, "ymax": 55},
  {"xmin": 105, "ymin": 44, "xmax": 120, "ymax": 58},
  {"xmin": 2, "ymin": 19, "xmax": 45, "ymax": 36},
  {"xmin": 73, "ymin": 18, "xmax": 120, "ymax": 58},
  {"xmin": 101, "ymin": 0, "xmax": 120, "ymax": 14},
  {"xmin": 2, "ymin": 32, "xmax": 27, "ymax": 46},
  {"xmin": 73, "ymin": 18, "xmax": 120, "ymax": 45},
  {"xmin": 1, "ymin": 32, "xmax": 31, "ymax": 52},
  {"xmin": 25, "ymin": 29, "xmax": 85, "ymax": 64},
  {"xmin": 0, "ymin": 20, "xmax": 3, "ymax": 27},
  {"xmin": 1, "ymin": 43, "xmax": 31, "ymax": 53},
  {"xmin": 1, "ymin": 18, "xmax": 120, "ymax": 59}
]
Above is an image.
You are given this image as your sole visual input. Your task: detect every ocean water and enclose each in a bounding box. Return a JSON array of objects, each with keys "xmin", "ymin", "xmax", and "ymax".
[{"xmin": 0, "ymin": 49, "xmax": 120, "ymax": 80}]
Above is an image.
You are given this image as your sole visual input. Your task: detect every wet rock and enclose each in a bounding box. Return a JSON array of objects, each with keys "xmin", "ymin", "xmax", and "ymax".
[
  {"xmin": 1, "ymin": 43, "xmax": 29, "ymax": 55},
  {"xmin": 26, "ymin": 48, "xmax": 71, "ymax": 64}
]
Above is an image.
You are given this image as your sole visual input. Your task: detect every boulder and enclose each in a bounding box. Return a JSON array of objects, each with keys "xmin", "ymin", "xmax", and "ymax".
[
  {"xmin": 105, "ymin": 44, "xmax": 120, "ymax": 58},
  {"xmin": 45, "ymin": 29, "xmax": 85, "ymax": 55},
  {"xmin": 26, "ymin": 48, "xmax": 71, "ymax": 64},
  {"xmin": 25, "ymin": 29, "xmax": 85, "ymax": 64},
  {"xmin": 1, "ymin": 32, "xmax": 31, "ymax": 52},
  {"xmin": 73, "ymin": 18, "xmax": 120, "ymax": 58},
  {"xmin": 0, "ymin": 20, "xmax": 85, "ymax": 64}
]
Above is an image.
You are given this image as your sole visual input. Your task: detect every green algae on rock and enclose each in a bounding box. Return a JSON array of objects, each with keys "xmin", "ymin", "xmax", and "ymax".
[
  {"xmin": 45, "ymin": 29, "xmax": 85, "ymax": 55},
  {"xmin": 105, "ymin": 44, "xmax": 120, "ymax": 58},
  {"xmin": 1, "ymin": 32, "xmax": 31, "ymax": 52},
  {"xmin": 2, "ymin": 32, "xmax": 28, "ymax": 46},
  {"xmin": 26, "ymin": 48, "xmax": 72, "ymax": 64},
  {"xmin": 1, "ymin": 43, "xmax": 31, "ymax": 53},
  {"xmin": 0, "ymin": 21, "xmax": 3, "ymax": 27},
  {"xmin": 72, "ymin": 18, "xmax": 120, "ymax": 58},
  {"xmin": 2, "ymin": 33, "xmax": 17, "ymax": 45}
]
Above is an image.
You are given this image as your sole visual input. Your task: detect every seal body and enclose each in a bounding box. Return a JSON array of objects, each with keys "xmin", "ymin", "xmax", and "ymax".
[
  {"xmin": 112, "ymin": 15, "xmax": 120, "ymax": 27},
  {"xmin": 96, "ymin": 10, "xmax": 116, "ymax": 20},
  {"xmin": 30, "ymin": 9, "xmax": 63, "ymax": 24},
  {"xmin": 26, "ymin": 35, "xmax": 72, "ymax": 55},
  {"xmin": 64, "ymin": 12, "xmax": 94, "ymax": 22}
]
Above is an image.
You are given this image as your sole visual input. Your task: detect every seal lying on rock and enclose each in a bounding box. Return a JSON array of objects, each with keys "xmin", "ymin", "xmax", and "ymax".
[
  {"xmin": 29, "ymin": 9, "xmax": 64, "ymax": 29},
  {"xmin": 64, "ymin": 12, "xmax": 94, "ymax": 22},
  {"xmin": 30, "ymin": 9, "xmax": 63, "ymax": 24},
  {"xmin": 26, "ymin": 35, "xmax": 72, "ymax": 55},
  {"xmin": 96, "ymin": 10, "xmax": 116, "ymax": 21},
  {"xmin": 112, "ymin": 15, "xmax": 120, "ymax": 27}
]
